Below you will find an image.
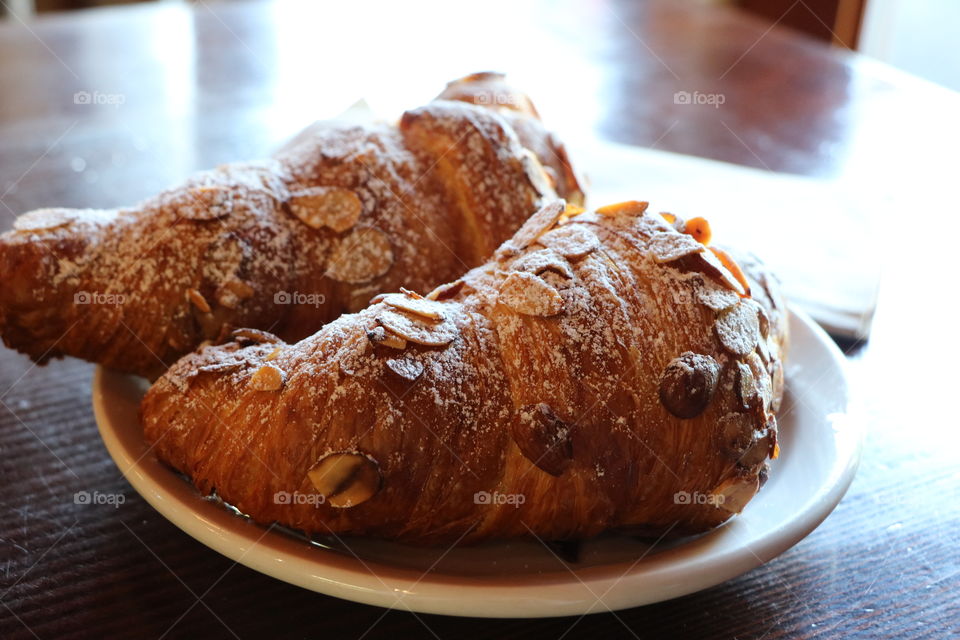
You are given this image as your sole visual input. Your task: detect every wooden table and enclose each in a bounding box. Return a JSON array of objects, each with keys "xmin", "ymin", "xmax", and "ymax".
[{"xmin": 1, "ymin": 1, "xmax": 958, "ymax": 638}]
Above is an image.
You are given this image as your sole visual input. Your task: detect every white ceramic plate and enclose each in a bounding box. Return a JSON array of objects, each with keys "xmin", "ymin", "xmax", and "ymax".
[{"xmin": 94, "ymin": 307, "xmax": 862, "ymax": 618}]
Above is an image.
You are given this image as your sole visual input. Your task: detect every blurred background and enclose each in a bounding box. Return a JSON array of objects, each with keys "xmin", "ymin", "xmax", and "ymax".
[{"xmin": 3, "ymin": 0, "xmax": 959, "ymax": 92}]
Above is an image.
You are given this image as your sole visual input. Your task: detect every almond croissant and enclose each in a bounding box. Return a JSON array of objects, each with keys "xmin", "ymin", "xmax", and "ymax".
[
  {"xmin": 0, "ymin": 73, "xmax": 582, "ymax": 377},
  {"xmin": 141, "ymin": 200, "xmax": 788, "ymax": 545}
]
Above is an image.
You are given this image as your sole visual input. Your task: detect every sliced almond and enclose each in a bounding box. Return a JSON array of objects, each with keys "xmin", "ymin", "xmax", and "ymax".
[
  {"xmin": 756, "ymin": 335, "xmax": 772, "ymax": 365},
  {"xmin": 172, "ymin": 185, "xmax": 234, "ymax": 220},
  {"xmin": 649, "ymin": 231, "xmax": 706, "ymax": 263},
  {"xmin": 739, "ymin": 432, "xmax": 773, "ymax": 470},
  {"xmin": 695, "ymin": 280, "xmax": 740, "ymax": 311},
  {"xmin": 498, "ymin": 271, "xmax": 564, "ymax": 317},
  {"xmin": 307, "ymin": 452, "xmax": 381, "ymax": 508},
  {"xmin": 684, "ymin": 216, "xmax": 712, "ymax": 245},
  {"xmin": 287, "ymin": 186, "xmax": 362, "ymax": 232},
  {"xmin": 733, "ymin": 361, "xmax": 758, "ymax": 412},
  {"xmin": 337, "ymin": 338, "xmax": 370, "ymax": 375},
  {"xmin": 715, "ymin": 301, "xmax": 761, "ymax": 356},
  {"xmin": 216, "ymin": 278, "xmax": 255, "ymax": 310},
  {"xmin": 326, "ymin": 226, "xmax": 393, "ymax": 284},
  {"xmin": 720, "ymin": 412, "xmax": 756, "ymax": 456},
  {"xmin": 508, "ymin": 200, "xmax": 565, "ymax": 250},
  {"xmin": 231, "ymin": 328, "xmax": 281, "ymax": 345},
  {"xmin": 186, "ymin": 288, "xmax": 211, "ymax": 313},
  {"xmin": 375, "ymin": 308, "xmax": 457, "ymax": 347},
  {"xmin": 249, "ymin": 363, "xmax": 284, "ymax": 391},
  {"xmin": 265, "ymin": 347, "xmax": 282, "ymax": 361},
  {"xmin": 595, "ymin": 201, "xmax": 649, "ymax": 217},
  {"xmin": 385, "ymin": 356, "xmax": 424, "ymax": 382},
  {"xmin": 426, "ymin": 279, "xmax": 465, "ymax": 301},
  {"xmin": 745, "ymin": 351, "xmax": 773, "ymax": 413},
  {"xmin": 521, "ymin": 149, "xmax": 555, "ymax": 198},
  {"xmin": 710, "ymin": 246, "xmax": 752, "ymax": 296},
  {"xmin": 510, "ymin": 248, "xmax": 573, "ymax": 279},
  {"xmin": 770, "ymin": 359, "xmax": 785, "ymax": 412},
  {"xmin": 756, "ymin": 304, "xmax": 771, "ymax": 339},
  {"xmin": 366, "ymin": 325, "xmax": 408, "ymax": 350},
  {"xmin": 713, "ymin": 475, "xmax": 760, "ymax": 514},
  {"xmin": 381, "ymin": 292, "xmax": 445, "ymax": 321},
  {"xmin": 659, "ymin": 212, "xmax": 686, "ymax": 232},
  {"xmin": 539, "ymin": 225, "xmax": 599, "ymax": 260},
  {"xmin": 512, "ymin": 403, "xmax": 573, "ymax": 477},
  {"xmin": 682, "ymin": 249, "xmax": 747, "ymax": 296},
  {"xmin": 14, "ymin": 208, "xmax": 79, "ymax": 232}
]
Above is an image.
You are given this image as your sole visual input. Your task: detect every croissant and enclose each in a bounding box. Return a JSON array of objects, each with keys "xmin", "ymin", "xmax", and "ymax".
[
  {"xmin": 141, "ymin": 199, "xmax": 788, "ymax": 545},
  {"xmin": 0, "ymin": 72, "xmax": 582, "ymax": 378}
]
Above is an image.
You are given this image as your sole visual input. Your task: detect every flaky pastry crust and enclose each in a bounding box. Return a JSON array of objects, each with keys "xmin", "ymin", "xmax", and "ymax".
[{"xmin": 142, "ymin": 200, "xmax": 787, "ymax": 545}]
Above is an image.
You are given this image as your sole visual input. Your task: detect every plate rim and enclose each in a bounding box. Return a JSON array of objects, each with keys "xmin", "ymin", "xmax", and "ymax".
[{"xmin": 93, "ymin": 306, "xmax": 864, "ymax": 618}]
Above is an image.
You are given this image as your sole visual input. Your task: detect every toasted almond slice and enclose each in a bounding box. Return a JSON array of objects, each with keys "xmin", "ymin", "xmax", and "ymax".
[
  {"xmin": 231, "ymin": 328, "xmax": 281, "ymax": 344},
  {"xmin": 684, "ymin": 216, "xmax": 712, "ymax": 245},
  {"xmin": 498, "ymin": 271, "xmax": 564, "ymax": 317},
  {"xmin": 539, "ymin": 225, "xmax": 599, "ymax": 260},
  {"xmin": 521, "ymin": 149, "xmax": 555, "ymax": 198},
  {"xmin": 649, "ymin": 231, "xmax": 706, "ymax": 263},
  {"xmin": 249, "ymin": 363, "xmax": 284, "ymax": 391},
  {"xmin": 173, "ymin": 185, "xmax": 234, "ymax": 220},
  {"xmin": 216, "ymin": 278, "xmax": 254, "ymax": 309},
  {"xmin": 287, "ymin": 186, "xmax": 362, "ymax": 232},
  {"xmin": 425, "ymin": 279, "xmax": 465, "ymax": 301},
  {"xmin": 381, "ymin": 292, "xmax": 445, "ymax": 321},
  {"xmin": 264, "ymin": 347, "xmax": 282, "ymax": 361},
  {"xmin": 715, "ymin": 301, "xmax": 761, "ymax": 356},
  {"xmin": 756, "ymin": 304, "xmax": 771, "ymax": 339},
  {"xmin": 326, "ymin": 226, "xmax": 393, "ymax": 284},
  {"xmin": 713, "ymin": 475, "xmax": 760, "ymax": 514},
  {"xmin": 739, "ymin": 432, "xmax": 774, "ymax": 470},
  {"xmin": 596, "ymin": 200, "xmax": 649, "ymax": 217},
  {"xmin": 509, "ymin": 200, "xmax": 565, "ymax": 250},
  {"xmin": 710, "ymin": 246, "xmax": 752, "ymax": 296},
  {"xmin": 366, "ymin": 325, "xmax": 408, "ymax": 350},
  {"xmin": 337, "ymin": 338, "xmax": 370, "ymax": 375},
  {"xmin": 695, "ymin": 280, "xmax": 740, "ymax": 311},
  {"xmin": 721, "ymin": 412, "xmax": 756, "ymax": 456},
  {"xmin": 685, "ymin": 249, "xmax": 747, "ymax": 295},
  {"xmin": 307, "ymin": 452, "xmax": 381, "ymax": 508},
  {"xmin": 733, "ymin": 361, "xmax": 758, "ymax": 412},
  {"xmin": 745, "ymin": 351, "xmax": 773, "ymax": 413},
  {"xmin": 375, "ymin": 308, "xmax": 457, "ymax": 347},
  {"xmin": 770, "ymin": 359, "xmax": 785, "ymax": 413},
  {"xmin": 385, "ymin": 356, "xmax": 424, "ymax": 382},
  {"xmin": 14, "ymin": 208, "xmax": 81, "ymax": 232},
  {"xmin": 510, "ymin": 248, "xmax": 573, "ymax": 279},
  {"xmin": 186, "ymin": 288, "xmax": 211, "ymax": 313}
]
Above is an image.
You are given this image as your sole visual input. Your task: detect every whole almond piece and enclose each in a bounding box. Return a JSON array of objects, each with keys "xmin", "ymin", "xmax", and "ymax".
[
  {"xmin": 658, "ymin": 352, "xmax": 720, "ymax": 419},
  {"xmin": 511, "ymin": 403, "xmax": 573, "ymax": 477}
]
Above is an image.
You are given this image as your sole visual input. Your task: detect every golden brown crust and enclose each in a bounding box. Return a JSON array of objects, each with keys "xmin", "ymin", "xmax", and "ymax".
[
  {"xmin": 141, "ymin": 201, "xmax": 788, "ymax": 545},
  {"xmin": 0, "ymin": 75, "xmax": 577, "ymax": 377}
]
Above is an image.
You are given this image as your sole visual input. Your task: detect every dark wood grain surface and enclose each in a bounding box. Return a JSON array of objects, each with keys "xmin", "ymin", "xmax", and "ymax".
[{"xmin": 1, "ymin": 1, "xmax": 958, "ymax": 638}]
